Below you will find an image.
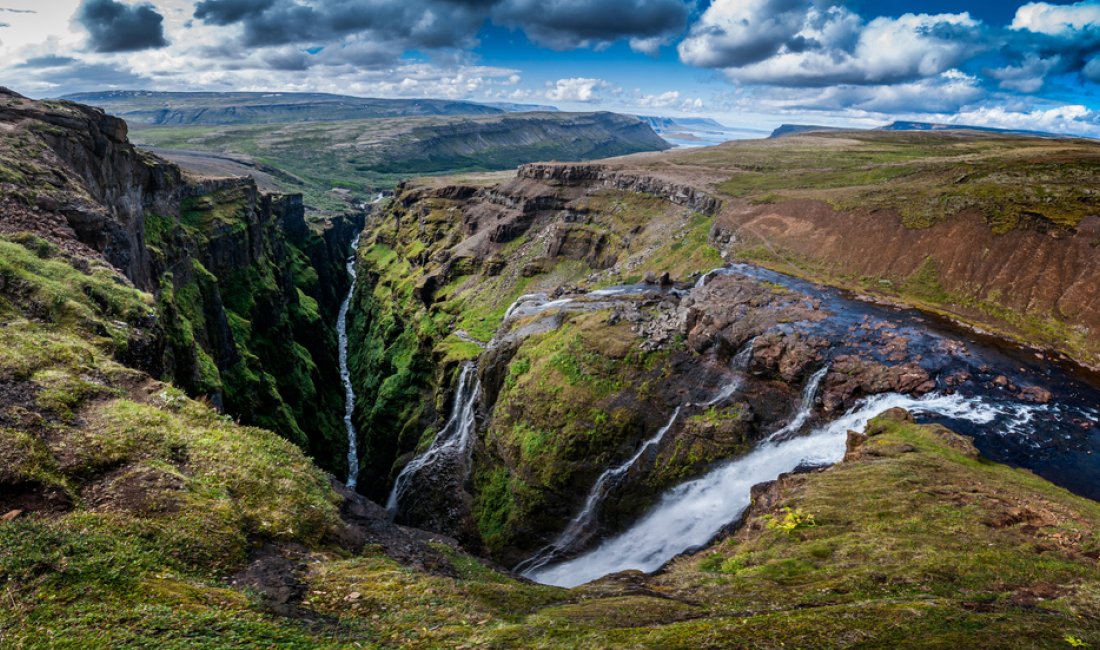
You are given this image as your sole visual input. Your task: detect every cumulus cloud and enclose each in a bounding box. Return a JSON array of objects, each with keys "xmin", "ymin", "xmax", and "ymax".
[
  {"xmin": 77, "ymin": 0, "xmax": 169, "ymax": 53},
  {"xmin": 1011, "ymin": 1, "xmax": 1100, "ymax": 36},
  {"xmin": 951, "ymin": 103, "xmax": 1097, "ymax": 135},
  {"xmin": 678, "ymin": 0, "xmax": 850, "ymax": 69},
  {"xmin": 192, "ymin": 0, "xmax": 486, "ymax": 51},
  {"xmin": 545, "ymin": 77, "xmax": 614, "ymax": 102},
  {"xmin": 189, "ymin": 0, "xmax": 689, "ymax": 59},
  {"xmin": 637, "ymin": 90, "xmax": 681, "ymax": 107},
  {"xmin": 797, "ymin": 70, "xmax": 984, "ymax": 114},
  {"xmin": 989, "ymin": 54, "xmax": 1059, "ymax": 93},
  {"xmin": 680, "ymin": 2, "xmax": 982, "ymax": 88},
  {"xmin": 1085, "ymin": 56, "xmax": 1100, "ymax": 82},
  {"xmin": 635, "ymin": 89, "xmax": 704, "ymax": 111},
  {"xmin": 491, "ymin": 0, "xmax": 689, "ymax": 51}
]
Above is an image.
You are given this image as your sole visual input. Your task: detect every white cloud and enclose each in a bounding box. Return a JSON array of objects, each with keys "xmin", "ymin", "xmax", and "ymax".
[
  {"xmin": 799, "ymin": 70, "xmax": 984, "ymax": 113},
  {"xmin": 989, "ymin": 54, "xmax": 1059, "ymax": 93},
  {"xmin": 637, "ymin": 90, "xmax": 680, "ymax": 107},
  {"xmin": 545, "ymin": 77, "xmax": 614, "ymax": 102},
  {"xmin": 679, "ymin": 2, "xmax": 982, "ymax": 88},
  {"xmin": 950, "ymin": 104, "xmax": 1095, "ymax": 135},
  {"xmin": 1011, "ymin": 1, "xmax": 1100, "ymax": 35},
  {"xmin": 634, "ymin": 89, "xmax": 705, "ymax": 112}
]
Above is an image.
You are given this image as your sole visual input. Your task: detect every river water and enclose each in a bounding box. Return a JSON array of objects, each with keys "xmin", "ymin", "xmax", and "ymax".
[{"xmin": 522, "ymin": 263, "xmax": 1100, "ymax": 587}]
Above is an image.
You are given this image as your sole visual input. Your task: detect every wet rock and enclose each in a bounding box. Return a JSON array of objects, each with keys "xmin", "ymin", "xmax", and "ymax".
[
  {"xmin": 822, "ymin": 358, "xmax": 935, "ymax": 413},
  {"xmin": 1020, "ymin": 385, "xmax": 1053, "ymax": 404}
]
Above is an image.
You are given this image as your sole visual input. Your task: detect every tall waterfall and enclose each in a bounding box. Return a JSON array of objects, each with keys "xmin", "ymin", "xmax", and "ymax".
[
  {"xmin": 338, "ymin": 235, "xmax": 361, "ymax": 489},
  {"xmin": 515, "ymin": 407, "xmax": 683, "ymax": 575},
  {"xmin": 386, "ymin": 363, "xmax": 482, "ymax": 513}
]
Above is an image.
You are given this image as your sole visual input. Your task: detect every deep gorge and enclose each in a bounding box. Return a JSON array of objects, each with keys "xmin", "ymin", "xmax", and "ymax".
[{"xmin": 4, "ymin": 89, "xmax": 1100, "ymax": 647}]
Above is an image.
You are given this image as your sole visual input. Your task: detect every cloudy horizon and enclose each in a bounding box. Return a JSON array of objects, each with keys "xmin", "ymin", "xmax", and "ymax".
[{"xmin": 1, "ymin": 0, "xmax": 1099, "ymax": 136}]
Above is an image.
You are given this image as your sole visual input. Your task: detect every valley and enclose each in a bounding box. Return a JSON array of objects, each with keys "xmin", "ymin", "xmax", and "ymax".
[
  {"xmin": 1, "ymin": 88, "xmax": 1099, "ymax": 649},
  {"xmin": 73, "ymin": 91, "xmax": 670, "ymax": 214}
]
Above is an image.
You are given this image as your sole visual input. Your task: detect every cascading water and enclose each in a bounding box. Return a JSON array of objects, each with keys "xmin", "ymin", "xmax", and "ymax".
[
  {"xmin": 386, "ymin": 362, "xmax": 481, "ymax": 513},
  {"xmin": 386, "ymin": 281, "xmax": 686, "ymax": 519},
  {"xmin": 766, "ymin": 365, "xmax": 829, "ymax": 442},
  {"xmin": 520, "ymin": 262, "xmax": 1100, "ymax": 588},
  {"xmin": 516, "ymin": 407, "xmax": 683, "ymax": 575},
  {"xmin": 337, "ymin": 234, "xmax": 361, "ymax": 489},
  {"xmin": 525, "ymin": 391, "xmax": 1032, "ymax": 588}
]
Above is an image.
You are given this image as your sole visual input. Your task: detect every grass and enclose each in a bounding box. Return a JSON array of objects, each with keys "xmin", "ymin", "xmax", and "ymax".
[
  {"xmin": 0, "ymin": 235, "xmax": 155, "ymax": 351},
  {"xmin": 678, "ymin": 131, "xmax": 1100, "ymax": 232}
]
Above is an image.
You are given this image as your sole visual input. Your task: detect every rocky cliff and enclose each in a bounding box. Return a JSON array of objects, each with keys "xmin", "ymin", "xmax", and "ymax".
[{"xmin": 0, "ymin": 87, "xmax": 362, "ymax": 473}]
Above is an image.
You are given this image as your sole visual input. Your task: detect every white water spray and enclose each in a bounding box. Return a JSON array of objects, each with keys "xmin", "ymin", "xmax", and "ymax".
[
  {"xmin": 767, "ymin": 365, "xmax": 830, "ymax": 442},
  {"xmin": 516, "ymin": 407, "xmax": 683, "ymax": 575},
  {"xmin": 526, "ymin": 392, "xmax": 1025, "ymax": 588},
  {"xmin": 386, "ymin": 363, "xmax": 481, "ymax": 512},
  {"xmin": 337, "ymin": 235, "xmax": 361, "ymax": 489}
]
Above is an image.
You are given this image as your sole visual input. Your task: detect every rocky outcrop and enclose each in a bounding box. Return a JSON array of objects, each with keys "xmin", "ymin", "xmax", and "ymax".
[
  {"xmin": 518, "ymin": 163, "xmax": 722, "ymax": 215},
  {"xmin": 0, "ymin": 89, "xmax": 363, "ymax": 475}
]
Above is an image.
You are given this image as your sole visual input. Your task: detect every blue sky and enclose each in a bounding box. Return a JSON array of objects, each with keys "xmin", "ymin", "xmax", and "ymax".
[{"xmin": 2, "ymin": 0, "xmax": 1099, "ymax": 135}]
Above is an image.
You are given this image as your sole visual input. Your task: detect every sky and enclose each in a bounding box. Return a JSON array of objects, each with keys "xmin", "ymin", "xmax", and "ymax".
[{"xmin": 1, "ymin": 0, "xmax": 1099, "ymax": 136}]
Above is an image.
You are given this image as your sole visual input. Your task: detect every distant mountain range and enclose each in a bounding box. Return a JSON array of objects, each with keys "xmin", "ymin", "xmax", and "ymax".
[
  {"xmin": 60, "ymin": 90, "xmax": 557, "ymax": 127},
  {"xmin": 770, "ymin": 121, "xmax": 1073, "ymax": 139}
]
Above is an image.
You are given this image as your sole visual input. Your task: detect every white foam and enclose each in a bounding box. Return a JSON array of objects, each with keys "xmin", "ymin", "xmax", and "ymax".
[{"xmin": 526, "ymin": 392, "xmax": 1014, "ymax": 588}]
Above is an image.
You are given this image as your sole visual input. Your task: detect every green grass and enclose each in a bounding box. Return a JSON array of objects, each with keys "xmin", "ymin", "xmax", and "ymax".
[
  {"xmin": 0, "ymin": 235, "xmax": 155, "ymax": 350},
  {"xmin": 683, "ymin": 132, "xmax": 1100, "ymax": 232}
]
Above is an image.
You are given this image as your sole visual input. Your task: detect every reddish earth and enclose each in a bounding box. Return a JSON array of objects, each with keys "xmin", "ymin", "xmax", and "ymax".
[{"xmin": 714, "ymin": 200, "xmax": 1100, "ymax": 364}]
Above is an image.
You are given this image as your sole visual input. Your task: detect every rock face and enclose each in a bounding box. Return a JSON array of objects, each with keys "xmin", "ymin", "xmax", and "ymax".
[
  {"xmin": 517, "ymin": 163, "xmax": 721, "ymax": 215},
  {"xmin": 0, "ymin": 88, "xmax": 363, "ymax": 474},
  {"xmin": 714, "ymin": 199, "xmax": 1100, "ymax": 366}
]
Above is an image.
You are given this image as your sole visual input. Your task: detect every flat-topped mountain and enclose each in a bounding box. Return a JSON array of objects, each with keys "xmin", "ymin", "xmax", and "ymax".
[
  {"xmin": 62, "ymin": 90, "xmax": 525, "ymax": 126},
  {"xmin": 129, "ymin": 109, "xmax": 672, "ymax": 212}
]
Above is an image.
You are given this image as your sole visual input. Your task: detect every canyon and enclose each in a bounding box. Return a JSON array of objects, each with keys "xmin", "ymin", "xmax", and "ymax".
[{"xmin": 1, "ymin": 89, "xmax": 1099, "ymax": 648}]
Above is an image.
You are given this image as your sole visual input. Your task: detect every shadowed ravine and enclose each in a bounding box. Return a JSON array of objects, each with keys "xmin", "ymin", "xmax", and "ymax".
[{"xmin": 338, "ymin": 235, "xmax": 362, "ymax": 489}]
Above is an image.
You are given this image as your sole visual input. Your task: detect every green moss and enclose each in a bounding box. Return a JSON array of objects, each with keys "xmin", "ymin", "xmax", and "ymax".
[
  {"xmin": 904, "ymin": 256, "xmax": 951, "ymax": 304},
  {"xmin": 0, "ymin": 236, "xmax": 154, "ymax": 350},
  {"xmin": 474, "ymin": 466, "xmax": 517, "ymax": 550}
]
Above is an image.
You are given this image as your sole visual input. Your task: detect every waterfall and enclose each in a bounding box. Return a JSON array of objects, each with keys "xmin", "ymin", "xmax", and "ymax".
[
  {"xmin": 338, "ymin": 235, "xmax": 361, "ymax": 489},
  {"xmin": 516, "ymin": 407, "xmax": 683, "ymax": 576},
  {"xmin": 525, "ymin": 392, "xmax": 1021, "ymax": 588},
  {"xmin": 386, "ymin": 363, "xmax": 482, "ymax": 513},
  {"xmin": 766, "ymin": 365, "xmax": 829, "ymax": 442}
]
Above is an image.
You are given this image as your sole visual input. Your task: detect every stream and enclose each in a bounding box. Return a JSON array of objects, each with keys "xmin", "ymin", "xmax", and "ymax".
[{"xmin": 338, "ymin": 235, "xmax": 361, "ymax": 489}]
